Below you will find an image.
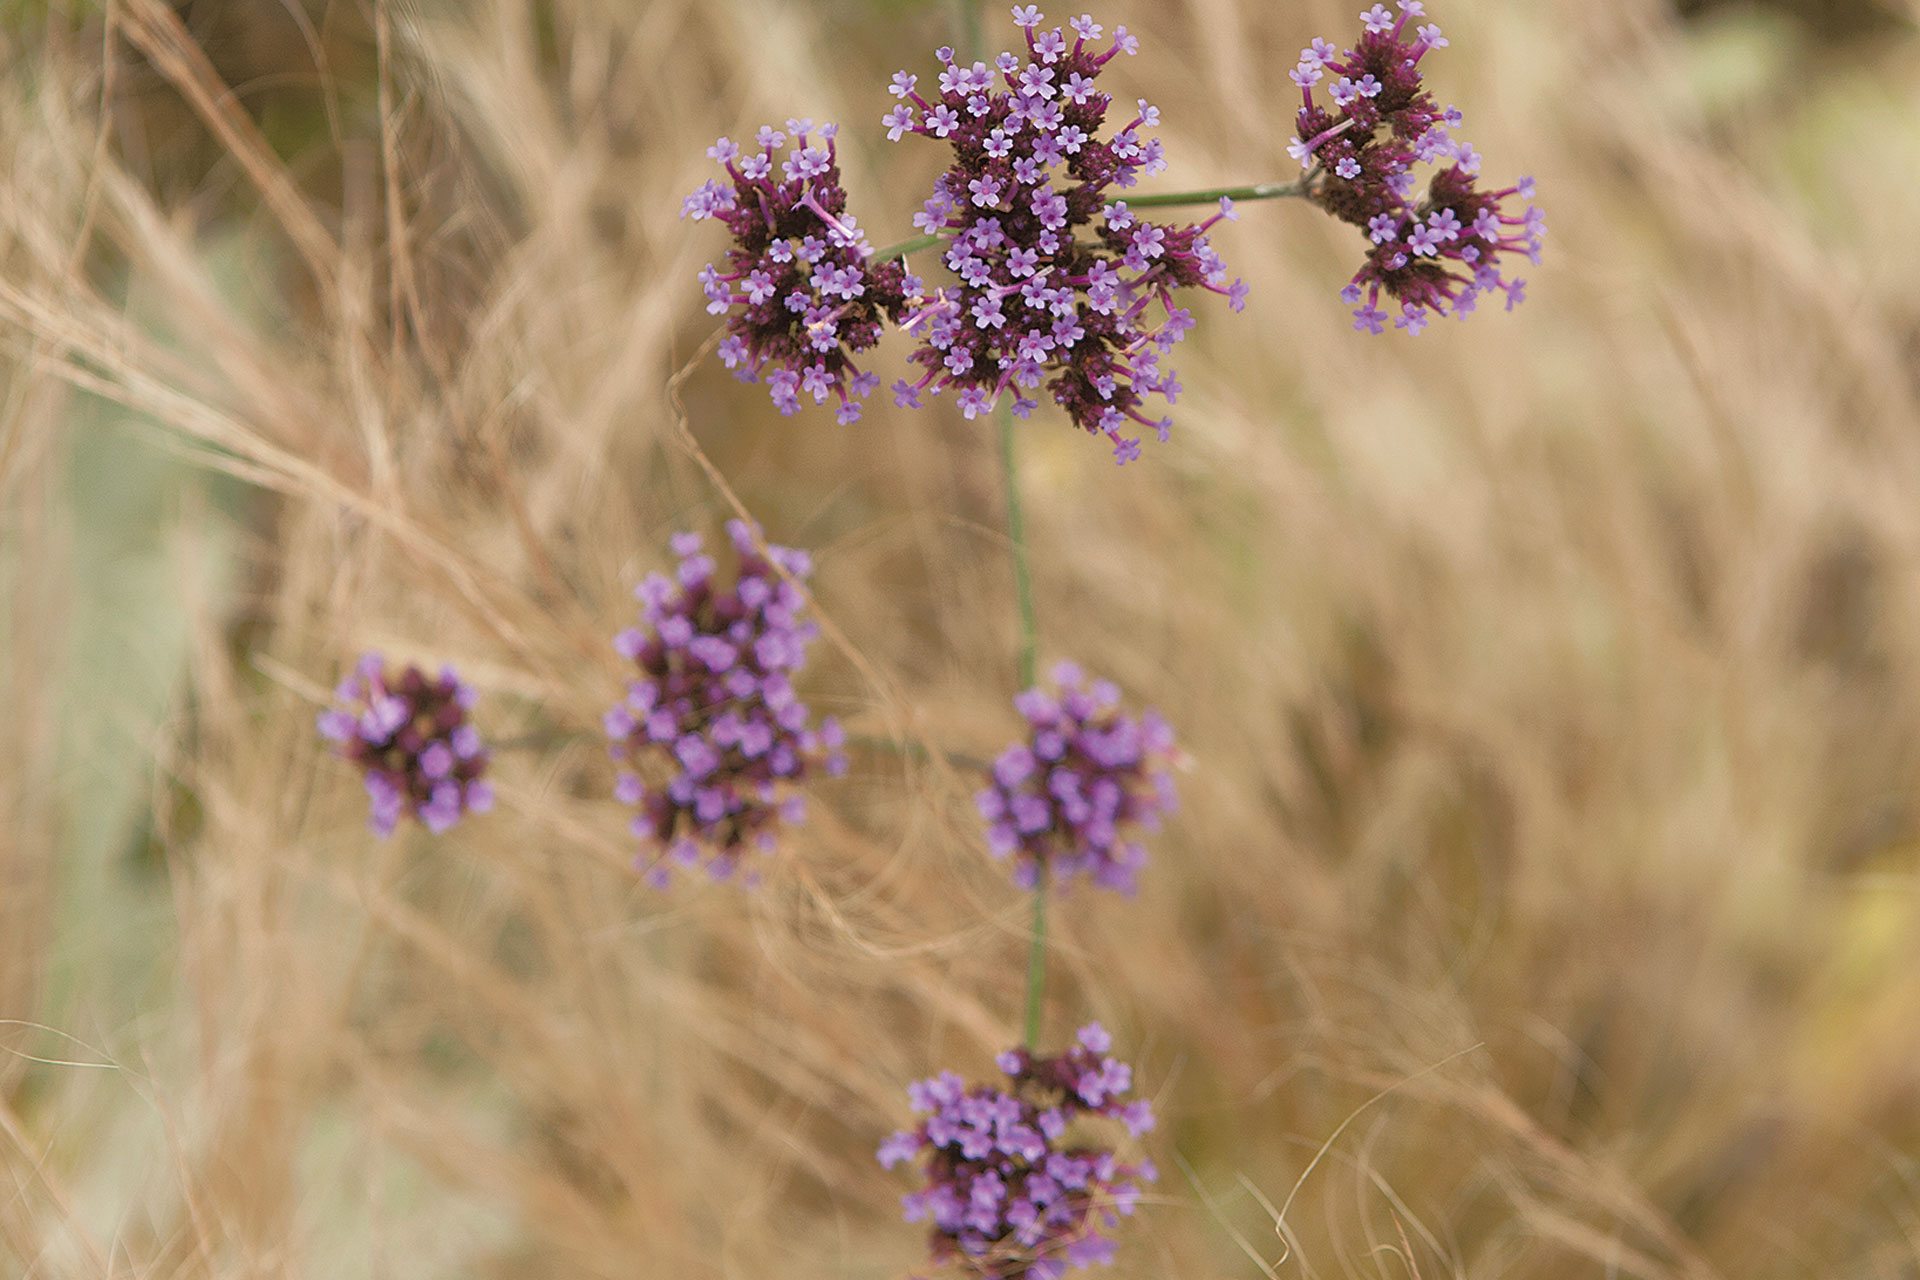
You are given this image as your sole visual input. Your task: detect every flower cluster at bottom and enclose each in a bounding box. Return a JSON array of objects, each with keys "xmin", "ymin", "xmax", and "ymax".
[
  {"xmin": 317, "ymin": 654, "xmax": 494, "ymax": 836},
  {"xmin": 606, "ymin": 522, "xmax": 846, "ymax": 886},
  {"xmin": 879, "ymin": 1023, "xmax": 1156, "ymax": 1279}
]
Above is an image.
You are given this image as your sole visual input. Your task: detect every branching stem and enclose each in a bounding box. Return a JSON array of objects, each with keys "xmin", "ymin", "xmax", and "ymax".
[{"xmin": 869, "ymin": 179, "xmax": 1312, "ymax": 262}]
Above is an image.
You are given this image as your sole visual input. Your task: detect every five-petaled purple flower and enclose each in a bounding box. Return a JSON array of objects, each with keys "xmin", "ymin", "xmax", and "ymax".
[
  {"xmin": 607, "ymin": 522, "xmax": 847, "ymax": 886},
  {"xmin": 883, "ymin": 10, "xmax": 1246, "ymax": 463},
  {"xmin": 1290, "ymin": 2, "xmax": 1542, "ymax": 332},
  {"xmin": 318, "ymin": 654, "xmax": 494, "ymax": 837},
  {"xmin": 684, "ymin": 121, "xmax": 914, "ymax": 422},
  {"xmin": 975, "ymin": 662, "xmax": 1177, "ymax": 894},
  {"xmin": 879, "ymin": 1023, "xmax": 1157, "ymax": 1279}
]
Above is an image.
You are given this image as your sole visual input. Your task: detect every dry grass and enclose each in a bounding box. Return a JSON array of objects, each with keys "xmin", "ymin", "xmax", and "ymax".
[{"xmin": 4, "ymin": 0, "xmax": 1920, "ymax": 1276}]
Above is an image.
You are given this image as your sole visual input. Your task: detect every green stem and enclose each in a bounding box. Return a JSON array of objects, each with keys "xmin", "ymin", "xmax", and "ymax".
[
  {"xmin": 954, "ymin": 0, "xmax": 1050, "ymax": 1053},
  {"xmin": 1121, "ymin": 178, "xmax": 1314, "ymax": 209},
  {"xmin": 997, "ymin": 399, "xmax": 1047, "ymax": 1046},
  {"xmin": 492, "ymin": 729, "xmax": 593, "ymax": 753},
  {"xmin": 869, "ymin": 179, "xmax": 1311, "ymax": 263},
  {"xmin": 870, "ymin": 232, "xmax": 943, "ymax": 262},
  {"xmin": 998, "ymin": 403, "xmax": 1038, "ymax": 692},
  {"xmin": 1023, "ymin": 871, "xmax": 1048, "ymax": 1048},
  {"xmin": 955, "ymin": 0, "xmax": 983, "ymax": 63},
  {"xmin": 846, "ymin": 732, "xmax": 991, "ymax": 774}
]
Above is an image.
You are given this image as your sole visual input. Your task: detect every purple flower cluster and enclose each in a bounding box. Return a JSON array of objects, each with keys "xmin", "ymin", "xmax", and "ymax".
[
  {"xmin": 884, "ymin": 9, "xmax": 1246, "ymax": 463},
  {"xmin": 879, "ymin": 1023, "xmax": 1156, "ymax": 1279},
  {"xmin": 684, "ymin": 120, "xmax": 914, "ymax": 422},
  {"xmin": 975, "ymin": 662, "xmax": 1177, "ymax": 894},
  {"xmin": 606, "ymin": 522, "xmax": 847, "ymax": 886},
  {"xmin": 317, "ymin": 654, "xmax": 494, "ymax": 837},
  {"xmin": 1288, "ymin": 2, "xmax": 1544, "ymax": 334}
]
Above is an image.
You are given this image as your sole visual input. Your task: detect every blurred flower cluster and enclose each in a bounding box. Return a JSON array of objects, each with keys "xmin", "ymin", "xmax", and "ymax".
[
  {"xmin": 605, "ymin": 522, "xmax": 847, "ymax": 885},
  {"xmin": 976, "ymin": 661, "xmax": 1178, "ymax": 894},
  {"xmin": 318, "ymin": 654, "xmax": 494, "ymax": 836}
]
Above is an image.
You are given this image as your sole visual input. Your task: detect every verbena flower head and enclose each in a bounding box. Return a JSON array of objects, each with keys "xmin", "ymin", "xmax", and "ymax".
[
  {"xmin": 606, "ymin": 522, "xmax": 847, "ymax": 886},
  {"xmin": 975, "ymin": 662, "xmax": 1177, "ymax": 894},
  {"xmin": 884, "ymin": 10, "xmax": 1247, "ymax": 464},
  {"xmin": 1289, "ymin": 2, "xmax": 1543, "ymax": 334},
  {"xmin": 878, "ymin": 1023, "xmax": 1156, "ymax": 1279},
  {"xmin": 684, "ymin": 120, "xmax": 914, "ymax": 422},
  {"xmin": 317, "ymin": 654, "xmax": 494, "ymax": 837}
]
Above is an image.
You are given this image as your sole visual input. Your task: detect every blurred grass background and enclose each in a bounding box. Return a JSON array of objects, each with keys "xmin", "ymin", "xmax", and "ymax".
[{"xmin": 5, "ymin": 0, "xmax": 1920, "ymax": 1276}]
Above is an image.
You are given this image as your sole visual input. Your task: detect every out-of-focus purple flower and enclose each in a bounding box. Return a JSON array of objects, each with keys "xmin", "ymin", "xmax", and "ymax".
[
  {"xmin": 883, "ymin": 12, "xmax": 1245, "ymax": 463},
  {"xmin": 1289, "ymin": 2, "xmax": 1541, "ymax": 332},
  {"xmin": 608, "ymin": 522, "xmax": 847, "ymax": 886},
  {"xmin": 879, "ymin": 1023, "xmax": 1157, "ymax": 1279},
  {"xmin": 317, "ymin": 654, "xmax": 494, "ymax": 837},
  {"xmin": 685, "ymin": 122, "xmax": 913, "ymax": 423},
  {"xmin": 975, "ymin": 661, "xmax": 1177, "ymax": 895}
]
